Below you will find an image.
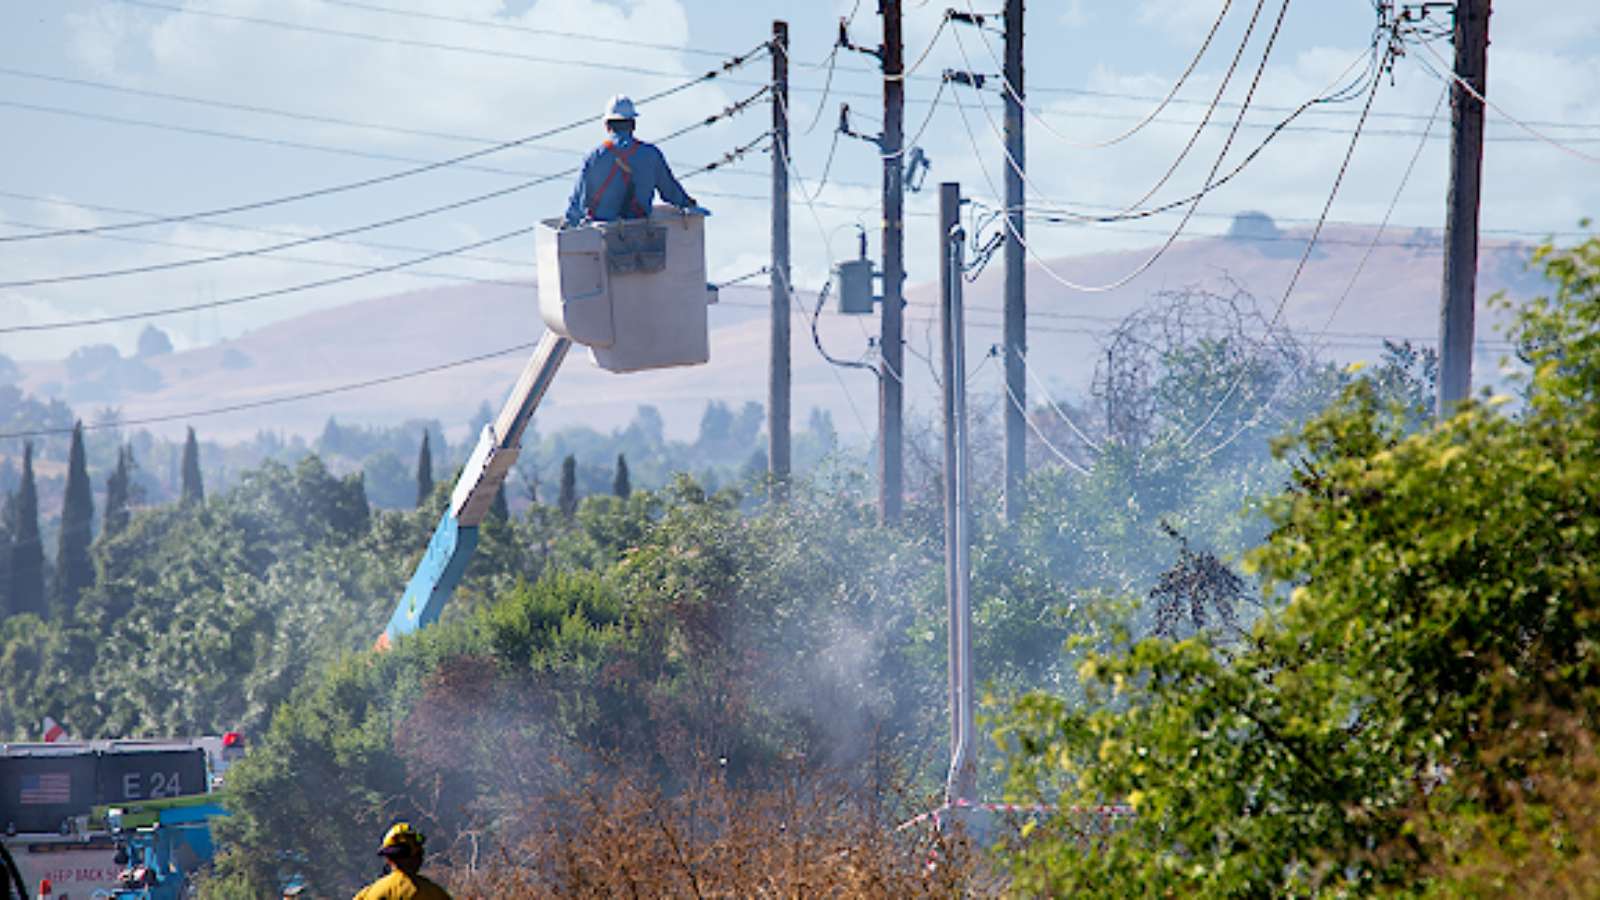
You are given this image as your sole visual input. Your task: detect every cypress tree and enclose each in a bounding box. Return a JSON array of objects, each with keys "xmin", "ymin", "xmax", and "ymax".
[
  {"xmin": 0, "ymin": 494, "xmax": 12, "ymax": 619},
  {"xmin": 415, "ymin": 431, "xmax": 434, "ymax": 507},
  {"xmin": 558, "ymin": 455, "xmax": 578, "ymax": 518},
  {"xmin": 180, "ymin": 427, "xmax": 204, "ymax": 506},
  {"xmin": 104, "ymin": 446, "xmax": 131, "ymax": 538},
  {"xmin": 9, "ymin": 443, "xmax": 45, "ymax": 618},
  {"xmin": 55, "ymin": 422, "xmax": 94, "ymax": 615},
  {"xmin": 613, "ymin": 453, "xmax": 631, "ymax": 499}
]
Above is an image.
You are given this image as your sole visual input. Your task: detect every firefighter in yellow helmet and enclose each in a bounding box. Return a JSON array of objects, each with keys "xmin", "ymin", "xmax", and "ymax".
[{"xmin": 352, "ymin": 823, "xmax": 452, "ymax": 900}]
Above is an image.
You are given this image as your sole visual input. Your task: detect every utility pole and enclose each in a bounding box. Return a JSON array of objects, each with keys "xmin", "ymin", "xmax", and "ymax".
[
  {"xmin": 837, "ymin": 4, "xmax": 906, "ymax": 522},
  {"xmin": 939, "ymin": 181, "xmax": 976, "ymax": 805},
  {"xmin": 770, "ymin": 20, "xmax": 791, "ymax": 491},
  {"xmin": 880, "ymin": 0, "xmax": 906, "ymax": 524},
  {"xmin": 1002, "ymin": 0, "xmax": 1026, "ymax": 521},
  {"xmin": 1437, "ymin": 0, "xmax": 1490, "ymax": 416}
]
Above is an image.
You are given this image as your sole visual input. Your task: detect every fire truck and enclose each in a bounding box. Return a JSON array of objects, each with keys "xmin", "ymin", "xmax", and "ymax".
[{"xmin": 0, "ymin": 735, "xmax": 242, "ymax": 899}]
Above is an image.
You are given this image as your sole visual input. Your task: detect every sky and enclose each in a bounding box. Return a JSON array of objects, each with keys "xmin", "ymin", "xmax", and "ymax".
[{"xmin": 2, "ymin": 0, "xmax": 1598, "ymax": 373}]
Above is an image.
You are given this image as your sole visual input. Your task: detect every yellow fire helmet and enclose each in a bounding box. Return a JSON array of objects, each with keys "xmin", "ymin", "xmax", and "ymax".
[{"xmin": 378, "ymin": 822, "xmax": 426, "ymax": 857}]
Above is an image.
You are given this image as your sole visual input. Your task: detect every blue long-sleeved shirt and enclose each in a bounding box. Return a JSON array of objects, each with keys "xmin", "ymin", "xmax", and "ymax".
[{"xmin": 563, "ymin": 134, "xmax": 693, "ymax": 225}]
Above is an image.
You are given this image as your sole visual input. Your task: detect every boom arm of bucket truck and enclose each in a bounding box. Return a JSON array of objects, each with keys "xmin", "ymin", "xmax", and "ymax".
[{"xmin": 378, "ymin": 208, "xmax": 712, "ymax": 650}]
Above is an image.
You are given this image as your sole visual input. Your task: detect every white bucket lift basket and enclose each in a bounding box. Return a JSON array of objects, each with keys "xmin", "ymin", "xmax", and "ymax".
[{"xmin": 536, "ymin": 206, "xmax": 710, "ymax": 373}]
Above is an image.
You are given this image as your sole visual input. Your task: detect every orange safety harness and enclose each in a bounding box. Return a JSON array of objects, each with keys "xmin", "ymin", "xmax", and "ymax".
[{"xmin": 586, "ymin": 140, "xmax": 649, "ymax": 221}]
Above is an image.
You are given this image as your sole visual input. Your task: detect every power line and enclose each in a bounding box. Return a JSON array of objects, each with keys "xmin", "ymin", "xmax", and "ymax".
[
  {"xmin": 0, "ymin": 98, "xmax": 578, "ymax": 179},
  {"xmin": 112, "ymin": 0, "xmax": 756, "ymax": 84},
  {"xmin": 1413, "ymin": 37, "xmax": 1600, "ymax": 165},
  {"xmin": 0, "ymin": 128, "xmax": 745, "ymax": 332},
  {"xmin": 959, "ymin": 0, "xmax": 1276, "ymax": 220},
  {"xmin": 962, "ymin": 0, "xmax": 1239, "ymax": 150},
  {"xmin": 0, "ymin": 189, "xmax": 534, "ymax": 268},
  {"xmin": 0, "ymin": 222, "xmax": 542, "ymax": 334},
  {"xmin": 1002, "ymin": 374, "xmax": 1091, "ymax": 475},
  {"xmin": 0, "ymin": 66, "xmax": 580, "ymax": 152},
  {"xmin": 307, "ymin": 0, "xmax": 741, "ymax": 60},
  {"xmin": 0, "ymin": 41, "xmax": 766, "ymax": 245},
  {"xmin": 945, "ymin": 0, "xmax": 1319, "ymax": 293},
  {"xmin": 0, "ymin": 342, "xmax": 538, "ymax": 441},
  {"xmin": 1177, "ymin": 26, "xmax": 1392, "ymax": 455},
  {"xmin": 0, "ymin": 87, "xmax": 766, "ymax": 289},
  {"xmin": 1189, "ymin": 82, "xmax": 1449, "ymax": 462},
  {"xmin": 0, "ymin": 215, "xmax": 525, "ymax": 287}
]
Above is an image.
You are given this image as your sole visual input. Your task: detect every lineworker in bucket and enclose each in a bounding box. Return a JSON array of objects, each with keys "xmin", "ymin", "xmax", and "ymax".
[
  {"xmin": 352, "ymin": 822, "xmax": 451, "ymax": 900},
  {"xmin": 563, "ymin": 94, "xmax": 705, "ymax": 226}
]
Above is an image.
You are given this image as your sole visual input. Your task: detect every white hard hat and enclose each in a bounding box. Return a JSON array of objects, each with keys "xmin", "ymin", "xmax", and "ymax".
[{"xmin": 603, "ymin": 95, "xmax": 638, "ymax": 122}]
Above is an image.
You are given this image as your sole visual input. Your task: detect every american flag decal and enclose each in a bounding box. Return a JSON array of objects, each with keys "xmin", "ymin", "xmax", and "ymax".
[{"xmin": 19, "ymin": 773, "xmax": 71, "ymax": 805}]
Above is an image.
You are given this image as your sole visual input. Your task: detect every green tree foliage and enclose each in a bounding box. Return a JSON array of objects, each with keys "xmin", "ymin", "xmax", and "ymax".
[
  {"xmin": 54, "ymin": 421, "xmax": 95, "ymax": 616},
  {"xmin": 8, "ymin": 442, "xmax": 44, "ymax": 618},
  {"xmin": 558, "ymin": 454, "xmax": 577, "ymax": 518},
  {"xmin": 180, "ymin": 426, "xmax": 204, "ymax": 506},
  {"xmin": 104, "ymin": 446, "xmax": 131, "ymax": 538},
  {"xmin": 994, "ymin": 236, "xmax": 1600, "ymax": 896},
  {"xmin": 612, "ymin": 453, "xmax": 631, "ymax": 499},
  {"xmin": 0, "ymin": 456, "xmax": 373, "ymax": 739},
  {"xmin": 415, "ymin": 430, "xmax": 434, "ymax": 507},
  {"xmin": 210, "ymin": 474, "xmax": 954, "ymax": 894}
]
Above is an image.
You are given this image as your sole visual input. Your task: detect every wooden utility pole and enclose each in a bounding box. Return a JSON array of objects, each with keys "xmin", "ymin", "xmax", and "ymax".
[
  {"xmin": 1437, "ymin": 0, "xmax": 1490, "ymax": 416},
  {"xmin": 770, "ymin": 20, "xmax": 791, "ymax": 490},
  {"xmin": 1002, "ymin": 0, "xmax": 1026, "ymax": 521},
  {"xmin": 879, "ymin": 0, "xmax": 906, "ymax": 524},
  {"xmin": 939, "ymin": 181, "xmax": 976, "ymax": 805}
]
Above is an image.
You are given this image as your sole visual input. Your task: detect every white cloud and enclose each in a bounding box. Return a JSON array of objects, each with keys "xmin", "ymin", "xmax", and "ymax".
[{"xmin": 1136, "ymin": 0, "xmax": 1234, "ymax": 40}]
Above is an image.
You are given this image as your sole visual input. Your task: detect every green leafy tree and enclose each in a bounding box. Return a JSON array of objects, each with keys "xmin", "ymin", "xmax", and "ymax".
[
  {"xmin": 103, "ymin": 446, "xmax": 131, "ymax": 538},
  {"xmin": 612, "ymin": 453, "xmax": 631, "ymax": 499},
  {"xmin": 558, "ymin": 454, "xmax": 577, "ymax": 518},
  {"xmin": 54, "ymin": 422, "xmax": 94, "ymax": 616},
  {"xmin": 995, "ymin": 236, "xmax": 1600, "ymax": 896},
  {"xmin": 180, "ymin": 426, "xmax": 204, "ymax": 506},
  {"xmin": 8, "ymin": 443, "xmax": 44, "ymax": 618},
  {"xmin": 415, "ymin": 430, "xmax": 434, "ymax": 507}
]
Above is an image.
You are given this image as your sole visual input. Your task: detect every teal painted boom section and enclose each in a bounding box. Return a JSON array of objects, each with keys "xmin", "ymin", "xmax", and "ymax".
[{"xmin": 384, "ymin": 508, "xmax": 480, "ymax": 643}]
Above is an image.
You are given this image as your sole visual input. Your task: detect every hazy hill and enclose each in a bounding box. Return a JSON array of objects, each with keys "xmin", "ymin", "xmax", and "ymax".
[{"xmin": 15, "ymin": 217, "xmax": 1548, "ymax": 443}]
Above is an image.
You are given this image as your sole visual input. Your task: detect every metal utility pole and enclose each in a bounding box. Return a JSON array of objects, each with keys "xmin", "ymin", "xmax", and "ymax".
[
  {"xmin": 880, "ymin": 0, "xmax": 906, "ymax": 524},
  {"xmin": 939, "ymin": 182, "xmax": 976, "ymax": 805},
  {"xmin": 770, "ymin": 20, "xmax": 792, "ymax": 490},
  {"xmin": 1002, "ymin": 0, "xmax": 1026, "ymax": 522},
  {"xmin": 1437, "ymin": 0, "xmax": 1490, "ymax": 416}
]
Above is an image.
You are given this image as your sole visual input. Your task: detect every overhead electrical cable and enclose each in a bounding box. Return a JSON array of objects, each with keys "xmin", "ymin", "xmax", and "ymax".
[
  {"xmin": 952, "ymin": 0, "xmax": 1379, "ymax": 224},
  {"xmin": 0, "ymin": 222, "xmax": 544, "ymax": 334},
  {"xmin": 961, "ymin": 0, "xmax": 1238, "ymax": 150},
  {"xmin": 308, "ymin": 0, "xmax": 740, "ymax": 59},
  {"xmin": 0, "ymin": 66, "xmax": 577, "ymax": 150},
  {"xmin": 0, "ymin": 342, "xmax": 539, "ymax": 441},
  {"xmin": 1413, "ymin": 38, "xmax": 1600, "ymax": 165},
  {"xmin": 0, "ymin": 41, "xmax": 766, "ymax": 244},
  {"xmin": 0, "ymin": 99, "xmax": 584, "ymax": 179},
  {"xmin": 0, "ymin": 86, "xmax": 767, "ymax": 288},
  {"xmin": 944, "ymin": 0, "xmax": 1309, "ymax": 293},
  {"xmin": 0, "ymin": 189, "xmax": 532, "ymax": 268},
  {"xmin": 112, "ymin": 0, "xmax": 752, "ymax": 83},
  {"xmin": 1175, "ymin": 31, "xmax": 1391, "ymax": 455},
  {"xmin": 0, "ymin": 215, "xmax": 524, "ymax": 287},
  {"xmin": 1188, "ymin": 83, "xmax": 1447, "ymax": 462},
  {"xmin": 769, "ymin": 87, "xmax": 887, "ymax": 423},
  {"xmin": 1002, "ymin": 376, "xmax": 1091, "ymax": 475},
  {"xmin": 0, "ymin": 123, "xmax": 747, "ymax": 333}
]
